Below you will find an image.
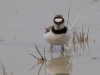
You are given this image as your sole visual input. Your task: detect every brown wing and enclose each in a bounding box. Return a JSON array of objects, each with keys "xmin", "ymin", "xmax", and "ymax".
[{"xmin": 44, "ymin": 26, "xmax": 53, "ymax": 33}]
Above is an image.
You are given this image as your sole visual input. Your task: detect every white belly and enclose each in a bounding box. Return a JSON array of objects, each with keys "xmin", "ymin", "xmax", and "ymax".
[{"xmin": 44, "ymin": 30, "xmax": 68, "ymax": 45}]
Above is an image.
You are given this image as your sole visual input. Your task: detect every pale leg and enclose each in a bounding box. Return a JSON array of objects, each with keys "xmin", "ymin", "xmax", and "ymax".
[
  {"xmin": 61, "ymin": 45, "xmax": 64, "ymax": 55},
  {"xmin": 50, "ymin": 45, "xmax": 53, "ymax": 59}
]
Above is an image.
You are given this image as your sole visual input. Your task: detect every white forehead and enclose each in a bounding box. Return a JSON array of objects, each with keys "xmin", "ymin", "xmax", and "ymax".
[{"xmin": 55, "ymin": 18, "xmax": 63, "ymax": 22}]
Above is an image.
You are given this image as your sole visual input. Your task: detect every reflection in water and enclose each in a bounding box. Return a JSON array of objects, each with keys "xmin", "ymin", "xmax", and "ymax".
[
  {"xmin": 30, "ymin": 40, "xmax": 92, "ymax": 75},
  {"xmin": 46, "ymin": 54, "xmax": 72, "ymax": 75},
  {"xmin": 30, "ymin": 25, "xmax": 92, "ymax": 75},
  {"xmin": 30, "ymin": 45, "xmax": 72, "ymax": 75}
]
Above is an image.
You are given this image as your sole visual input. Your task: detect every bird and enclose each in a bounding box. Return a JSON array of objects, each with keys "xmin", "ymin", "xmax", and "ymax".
[{"xmin": 44, "ymin": 14, "xmax": 70, "ymax": 52}]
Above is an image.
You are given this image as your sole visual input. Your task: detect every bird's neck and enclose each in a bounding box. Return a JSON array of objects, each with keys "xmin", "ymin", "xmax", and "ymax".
[{"xmin": 51, "ymin": 26, "xmax": 68, "ymax": 34}]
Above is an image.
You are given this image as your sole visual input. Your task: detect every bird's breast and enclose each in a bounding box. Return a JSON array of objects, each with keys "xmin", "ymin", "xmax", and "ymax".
[{"xmin": 44, "ymin": 30, "xmax": 66, "ymax": 45}]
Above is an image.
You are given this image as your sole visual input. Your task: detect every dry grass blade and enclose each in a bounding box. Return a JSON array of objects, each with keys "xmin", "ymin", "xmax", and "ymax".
[
  {"xmin": 72, "ymin": 31, "xmax": 76, "ymax": 43},
  {"xmin": 86, "ymin": 27, "xmax": 89, "ymax": 42},
  {"xmin": 30, "ymin": 63, "xmax": 39, "ymax": 71},
  {"xmin": 43, "ymin": 48, "xmax": 46, "ymax": 75},
  {"xmin": 11, "ymin": 67, "xmax": 14, "ymax": 75},
  {"xmin": 44, "ymin": 62, "xmax": 46, "ymax": 75},
  {"xmin": 0, "ymin": 60, "xmax": 7, "ymax": 75},
  {"xmin": 82, "ymin": 25, "xmax": 85, "ymax": 42},
  {"xmin": 34, "ymin": 44, "xmax": 44, "ymax": 59},
  {"xmin": 69, "ymin": 15, "xmax": 79, "ymax": 30},
  {"xmin": 67, "ymin": 7, "xmax": 70, "ymax": 25},
  {"xmin": 44, "ymin": 47, "xmax": 46, "ymax": 60},
  {"xmin": 37, "ymin": 64, "xmax": 43, "ymax": 75},
  {"xmin": 29, "ymin": 53, "xmax": 39, "ymax": 60}
]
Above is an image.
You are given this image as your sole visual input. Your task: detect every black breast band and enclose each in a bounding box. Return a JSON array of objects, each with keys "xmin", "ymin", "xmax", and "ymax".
[{"xmin": 51, "ymin": 26, "xmax": 68, "ymax": 34}]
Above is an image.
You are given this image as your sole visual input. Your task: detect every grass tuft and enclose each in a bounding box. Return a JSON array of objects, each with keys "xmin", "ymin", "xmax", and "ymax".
[
  {"xmin": 0, "ymin": 60, "xmax": 14, "ymax": 75},
  {"xmin": 71, "ymin": 25, "xmax": 90, "ymax": 54},
  {"xmin": 29, "ymin": 44, "xmax": 47, "ymax": 75}
]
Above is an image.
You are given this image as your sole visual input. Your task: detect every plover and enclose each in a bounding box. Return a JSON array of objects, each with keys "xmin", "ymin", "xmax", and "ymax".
[{"xmin": 44, "ymin": 14, "xmax": 70, "ymax": 51}]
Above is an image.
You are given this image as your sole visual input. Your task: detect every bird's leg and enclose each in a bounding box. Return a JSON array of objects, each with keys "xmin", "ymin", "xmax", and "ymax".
[
  {"xmin": 50, "ymin": 45, "xmax": 53, "ymax": 59},
  {"xmin": 61, "ymin": 45, "xmax": 64, "ymax": 51},
  {"xmin": 66, "ymin": 42, "xmax": 69, "ymax": 48},
  {"xmin": 61, "ymin": 45, "xmax": 64, "ymax": 55}
]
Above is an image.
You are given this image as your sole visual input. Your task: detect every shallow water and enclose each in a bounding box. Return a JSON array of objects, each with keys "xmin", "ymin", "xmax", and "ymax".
[{"xmin": 0, "ymin": 0, "xmax": 100, "ymax": 75}]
